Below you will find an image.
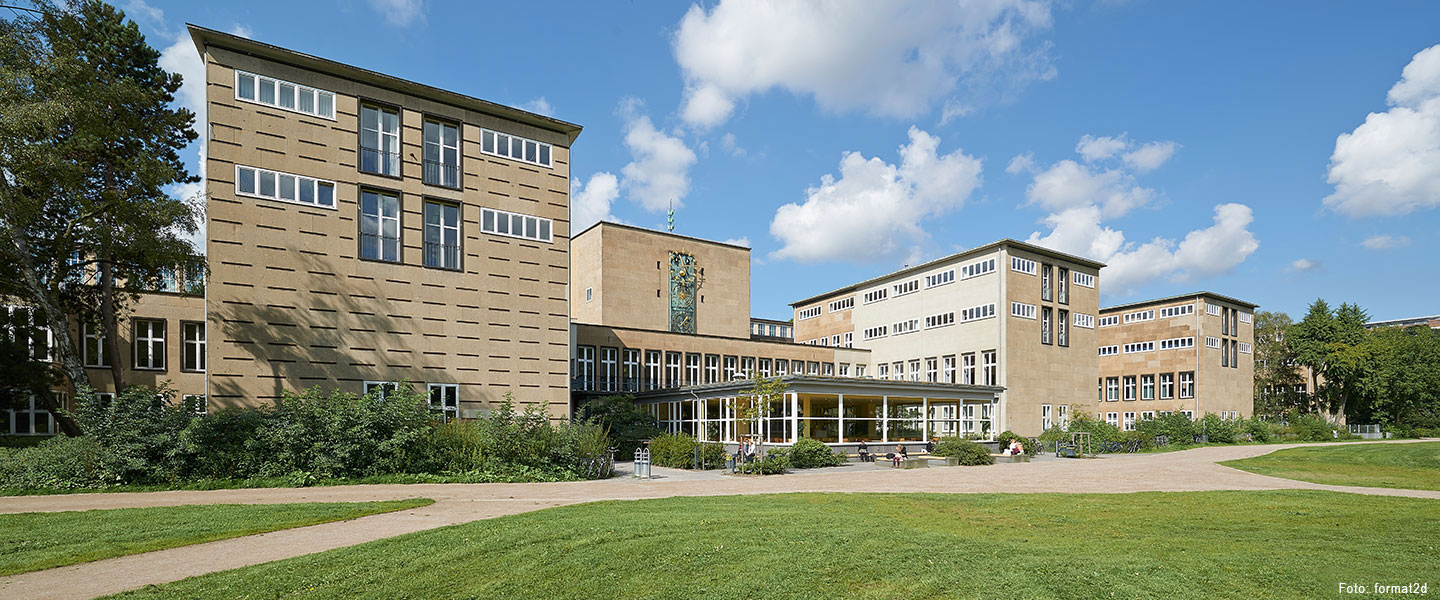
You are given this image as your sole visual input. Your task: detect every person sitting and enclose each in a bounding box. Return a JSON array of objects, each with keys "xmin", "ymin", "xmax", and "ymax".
[
  {"xmin": 1009, "ymin": 439, "xmax": 1025, "ymax": 456},
  {"xmin": 893, "ymin": 444, "xmax": 907, "ymax": 467},
  {"xmin": 925, "ymin": 437, "xmax": 936, "ymax": 454},
  {"xmin": 857, "ymin": 440, "xmax": 870, "ymax": 462}
]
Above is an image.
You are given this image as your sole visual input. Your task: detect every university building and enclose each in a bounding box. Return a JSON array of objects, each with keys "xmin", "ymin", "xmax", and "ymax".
[
  {"xmin": 1095, "ymin": 292, "xmax": 1257, "ymax": 430},
  {"xmin": 789, "ymin": 240, "xmax": 1104, "ymax": 437},
  {"xmin": 568, "ymin": 222, "xmax": 1003, "ymax": 446}
]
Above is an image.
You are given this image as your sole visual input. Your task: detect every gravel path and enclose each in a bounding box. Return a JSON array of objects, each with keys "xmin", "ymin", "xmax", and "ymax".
[{"xmin": 2, "ymin": 440, "xmax": 1435, "ymax": 599}]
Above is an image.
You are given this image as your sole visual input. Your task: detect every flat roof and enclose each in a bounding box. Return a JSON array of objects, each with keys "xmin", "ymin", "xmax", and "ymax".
[
  {"xmin": 187, "ymin": 24, "xmax": 582, "ymax": 145},
  {"xmin": 789, "ymin": 239, "xmax": 1107, "ymax": 307},
  {"xmin": 750, "ymin": 317, "xmax": 793, "ymax": 325},
  {"xmin": 1101, "ymin": 291, "xmax": 1258, "ymax": 313},
  {"xmin": 1365, "ymin": 314, "xmax": 1440, "ymax": 328},
  {"xmin": 572, "ymin": 221, "xmax": 752, "ymax": 252},
  {"xmin": 574, "ymin": 322, "xmax": 855, "ymax": 350}
]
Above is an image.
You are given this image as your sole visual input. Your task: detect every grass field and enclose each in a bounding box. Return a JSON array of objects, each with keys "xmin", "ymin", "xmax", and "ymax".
[
  {"xmin": 0, "ymin": 498, "xmax": 432, "ymax": 576},
  {"xmin": 1221, "ymin": 442, "xmax": 1440, "ymax": 491},
  {"xmin": 109, "ymin": 491, "xmax": 1438, "ymax": 600}
]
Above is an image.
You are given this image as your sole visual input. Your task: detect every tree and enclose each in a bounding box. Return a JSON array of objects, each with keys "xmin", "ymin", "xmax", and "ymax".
[
  {"xmin": 0, "ymin": 0, "xmax": 201, "ymax": 434},
  {"xmin": 1252, "ymin": 310, "xmax": 1303, "ymax": 418},
  {"xmin": 1357, "ymin": 326, "xmax": 1440, "ymax": 428},
  {"xmin": 1287, "ymin": 299, "xmax": 1337, "ymax": 418},
  {"xmin": 737, "ymin": 376, "xmax": 788, "ymax": 456}
]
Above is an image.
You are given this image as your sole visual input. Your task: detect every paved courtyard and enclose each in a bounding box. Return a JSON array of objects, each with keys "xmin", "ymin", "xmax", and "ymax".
[{"xmin": 2, "ymin": 440, "xmax": 1435, "ymax": 599}]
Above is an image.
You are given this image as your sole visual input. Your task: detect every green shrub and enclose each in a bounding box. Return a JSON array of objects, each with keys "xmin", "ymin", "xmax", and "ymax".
[
  {"xmin": 1200, "ymin": 413, "xmax": 1239, "ymax": 444},
  {"xmin": 1414, "ymin": 427, "xmax": 1440, "ymax": 438},
  {"xmin": 1066, "ymin": 414, "xmax": 1124, "ymax": 449},
  {"xmin": 578, "ymin": 395, "xmax": 661, "ymax": 459},
  {"xmin": 738, "ymin": 448, "xmax": 788, "ymax": 474},
  {"xmin": 648, "ymin": 432, "xmax": 699, "ymax": 468},
  {"xmin": 932, "ymin": 437, "xmax": 994, "ymax": 465},
  {"xmin": 1245, "ymin": 418, "xmax": 1279, "ymax": 443},
  {"xmin": 245, "ymin": 385, "xmax": 432, "ymax": 478},
  {"xmin": 1282, "ymin": 412, "xmax": 1346, "ymax": 441},
  {"xmin": 0, "ymin": 435, "xmax": 118, "ymax": 490},
  {"xmin": 788, "ymin": 437, "xmax": 846, "ymax": 469},
  {"xmin": 996, "ymin": 430, "xmax": 1037, "ymax": 455}
]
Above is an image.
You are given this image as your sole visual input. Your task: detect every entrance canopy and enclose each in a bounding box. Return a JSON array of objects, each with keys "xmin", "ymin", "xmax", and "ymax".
[{"xmin": 630, "ymin": 376, "xmax": 1005, "ymax": 445}]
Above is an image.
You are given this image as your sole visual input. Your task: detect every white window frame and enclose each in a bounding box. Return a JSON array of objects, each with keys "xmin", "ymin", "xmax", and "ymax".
[
  {"xmin": 133, "ymin": 318, "xmax": 166, "ymax": 371},
  {"xmin": 1010, "ymin": 302, "xmax": 1037, "ymax": 320},
  {"xmin": 233, "ymin": 70, "xmax": 336, "ymax": 120},
  {"xmin": 1098, "ymin": 315, "xmax": 1120, "ymax": 327},
  {"xmin": 827, "ymin": 297, "xmax": 855, "ymax": 312},
  {"xmin": 360, "ymin": 104, "xmax": 401, "ymax": 177},
  {"xmin": 863, "ymin": 325, "xmax": 889, "ymax": 340},
  {"xmin": 1074, "ymin": 313, "xmax": 1095, "ymax": 329},
  {"xmin": 234, "ymin": 165, "xmax": 336, "ymax": 210},
  {"xmin": 1179, "ymin": 372, "xmax": 1195, "ymax": 399},
  {"xmin": 924, "ymin": 269, "xmax": 955, "ymax": 288},
  {"xmin": 427, "ymin": 383, "xmax": 460, "ymax": 423},
  {"xmin": 364, "ymin": 381, "xmax": 402, "ymax": 400},
  {"xmin": 422, "ymin": 119, "xmax": 462, "ymax": 188},
  {"xmin": 360, "ymin": 190, "xmax": 401, "ymax": 262},
  {"xmin": 961, "ymin": 303, "xmax": 997, "ymax": 323},
  {"xmin": 961, "ymin": 257, "xmax": 997, "ymax": 279},
  {"xmin": 892, "ymin": 280, "xmax": 920, "ymax": 296},
  {"xmin": 181, "ymin": 321, "xmax": 206, "ymax": 373},
  {"xmin": 480, "ymin": 128, "xmax": 554, "ymax": 169},
  {"xmin": 585, "ymin": 287, "xmax": 593, "ymax": 302},
  {"xmin": 82, "ymin": 322, "xmax": 109, "ymax": 368},
  {"xmin": 1010, "ymin": 256, "xmax": 1037, "ymax": 275},
  {"xmin": 925, "ymin": 312, "xmax": 956, "ymax": 329},
  {"xmin": 943, "ymin": 355, "xmax": 955, "ymax": 383},
  {"xmin": 480, "ymin": 207, "xmax": 554, "ymax": 243},
  {"xmin": 798, "ymin": 306, "xmax": 822, "ymax": 320},
  {"xmin": 1098, "ymin": 345, "xmax": 1119, "ymax": 357},
  {"xmin": 982, "ymin": 350, "xmax": 997, "ymax": 386},
  {"xmin": 862, "ymin": 288, "xmax": 889, "ymax": 304},
  {"xmin": 1073, "ymin": 271, "xmax": 1095, "ymax": 288},
  {"xmin": 423, "ymin": 200, "xmax": 462, "ymax": 270}
]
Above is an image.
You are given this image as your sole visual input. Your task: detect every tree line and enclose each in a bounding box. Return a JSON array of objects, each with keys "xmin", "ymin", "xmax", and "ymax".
[{"xmin": 1253, "ymin": 299, "xmax": 1439, "ymax": 429}]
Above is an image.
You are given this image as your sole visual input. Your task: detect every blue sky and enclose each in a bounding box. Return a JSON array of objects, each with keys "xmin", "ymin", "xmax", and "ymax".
[{"xmin": 128, "ymin": 1, "xmax": 1440, "ymax": 323}]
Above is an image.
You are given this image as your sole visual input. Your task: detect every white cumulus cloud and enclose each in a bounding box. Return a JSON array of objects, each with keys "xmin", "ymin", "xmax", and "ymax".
[
  {"xmin": 1026, "ymin": 160, "xmax": 1155, "ymax": 219},
  {"xmin": 1324, "ymin": 44, "xmax": 1440, "ymax": 217},
  {"xmin": 1288, "ymin": 258, "xmax": 1322, "ymax": 273},
  {"xmin": 1361, "ymin": 234, "xmax": 1411, "ymax": 249},
  {"xmin": 519, "ymin": 97, "xmax": 554, "ymax": 117},
  {"xmin": 723, "ymin": 237, "xmax": 751, "ymax": 248},
  {"xmin": 618, "ymin": 101, "xmax": 698, "ymax": 213},
  {"xmin": 1076, "ymin": 134, "xmax": 1128, "ymax": 161},
  {"xmin": 1122, "ymin": 141, "xmax": 1179, "ymax": 173},
  {"xmin": 672, "ymin": 0, "xmax": 1055, "ymax": 129},
  {"xmin": 769, "ymin": 126, "xmax": 982, "ymax": 263},
  {"xmin": 571, "ymin": 173, "xmax": 620, "ymax": 232}
]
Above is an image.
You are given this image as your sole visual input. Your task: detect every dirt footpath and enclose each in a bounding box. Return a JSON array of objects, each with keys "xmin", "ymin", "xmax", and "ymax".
[{"xmin": 2, "ymin": 440, "xmax": 1435, "ymax": 600}]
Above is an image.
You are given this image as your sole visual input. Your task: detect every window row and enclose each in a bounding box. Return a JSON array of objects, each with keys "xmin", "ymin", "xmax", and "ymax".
[
  {"xmin": 863, "ymin": 288, "xmax": 889, "ymax": 304},
  {"xmin": 1219, "ymin": 338, "xmax": 1241, "ymax": 369},
  {"xmin": 77, "ymin": 320, "xmax": 205, "ymax": 372},
  {"xmin": 863, "ymin": 325, "xmax": 889, "ymax": 340},
  {"xmin": 893, "ymin": 280, "xmax": 919, "ymax": 296},
  {"xmin": 234, "ymin": 70, "xmax": 335, "ymax": 119},
  {"xmin": 798, "ymin": 306, "xmax": 822, "ymax": 320},
  {"xmin": 361, "ymin": 381, "xmax": 461, "ymax": 422},
  {"xmin": 893, "ymin": 318, "xmax": 920, "ymax": 335},
  {"xmin": 572, "ymin": 348, "xmax": 874, "ymax": 392},
  {"xmin": 751, "ymin": 322, "xmax": 793, "ymax": 339},
  {"xmin": 1073, "ymin": 271, "xmax": 1096, "ymax": 288},
  {"xmin": 1098, "ymin": 345, "xmax": 1119, "ymax": 357},
  {"xmin": 1039, "ymin": 403, "xmax": 1071, "ymax": 431},
  {"xmin": 1159, "ymin": 304, "xmax": 1195, "ymax": 318},
  {"xmin": 924, "ymin": 312, "xmax": 955, "ymax": 329},
  {"xmin": 1074, "ymin": 313, "xmax": 1095, "ymax": 329},
  {"xmin": 1040, "ymin": 307, "xmax": 1069, "ymax": 347},
  {"xmin": 481, "ymin": 128, "xmax": 554, "ymax": 168},
  {"xmin": 1011, "ymin": 302, "xmax": 1036, "ymax": 320},
  {"xmin": 1123, "ymin": 309, "xmax": 1154, "ymax": 324},
  {"xmin": 1158, "ymin": 336, "xmax": 1195, "ymax": 350},
  {"xmin": 828, "ymin": 297, "xmax": 854, "ymax": 312},
  {"xmin": 1102, "ymin": 371, "xmax": 1194, "ymax": 402},
  {"xmin": 1098, "ymin": 315, "xmax": 1120, "ymax": 327},
  {"xmin": 961, "ymin": 302, "xmax": 997, "ymax": 323},
  {"xmin": 235, "ymin": 165, "xmax": 336, "ymax": 208},
  {"xmin": 961, "ymin": 257, "xmax": 996, "ymax": 279},
  {"xmin": 1123, "ymin": 341, "xmax": 1155, "ymax": 354},
  {"xmin": 875, "ymin": 350, "xmax": 997, "ymax": 386},
  {"xmin": 1011, "ymin": 256, "xmax": 1037, "ymax": 275},
  {"xmin": 924, "ymin": 270, "xmax": 954, "ymax": 288}
]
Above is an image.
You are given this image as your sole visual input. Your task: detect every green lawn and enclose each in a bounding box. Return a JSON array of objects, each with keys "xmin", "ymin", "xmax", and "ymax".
[
  {"xmin": 1221, "ymin": 442, "xmax": 1440, "ymax": 490},
  {"xmin": 110, "ymin": 491, "xmax": 1437, "ymax": 600},
  {"xmin": 0, "ymin": 498, "xmax": 432, "ymax": 576}
]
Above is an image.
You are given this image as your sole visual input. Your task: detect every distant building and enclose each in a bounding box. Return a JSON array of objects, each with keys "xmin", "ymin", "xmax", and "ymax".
[
  {"xmin": 749, "ymin": 318, "xmax": 793, "ymax": 342},
  {"xmin": 1365, "ymin": 314, "xmax": 1440, "ymax": 330},
  {"xmin": 1096, "ymin": 292, "xmax": 1257, "ymax": 431}
]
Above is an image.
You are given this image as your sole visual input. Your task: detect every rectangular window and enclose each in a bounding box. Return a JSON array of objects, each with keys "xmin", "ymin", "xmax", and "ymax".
[
  {"xmin": 480, "ymin": 207, "xmax": 553, "ymax": 243},
  {"xmin": 1105, "ymin": 377, "xmax": 1119, "ymax": 401},
  {"xmin": 798, "ymin": 306, "xmax": 822, "ymax": 320},
  {"xmin": 1106, "ymin": 412, "xmax": 1119, "ymax": 427},
  {"xmin": 1159, "ymin": 304, "xmax": 1195, "ymax": 318},
  {"xmin": 1041, "ymin": 404, "xmax": 1052, "ymax": 431},
  {"xmin": 724, "ymin": 356, "xmax": 738, "ymax": 381},
  {"xmin": 1011, "ymin": 302, "xmax": 1036, "ymax": 320},
  {"xmin": 1160, "ymin": 373, "xmax": 1174, "ymax": 399},
  {"xmin": 822, "ymin": 362, "xmax": 835, "ymax": 377},
  {"xmin": 233, "ymin": 70, "xmax": 334, "ymax": 119},
  {"xmin": 1141, "ymin": 410, "xmax": 1155, "ymax": 422},
  {"xmin": 863, "ymin": 325, "xmax": 888, "ymax": 340},
  {"xmin": 1207, "ymin": 303, "xmax": 1222, "ymax": 316},
  {"xmin": 1222, "ymin": 307, "xmax": 1231, "ymax": 335},
  {"xmin": 961, "ymin": 258, "xmax": 997, "ymax": 279},
  {"xmin": 234, "ymin": 165, "xmax": 335, "ymax": 209},
  {"xmin": 1040, "ymin": 263, "xmax": 1053, "ymax": 302},
  {"xmin": 1230, "ymin": 340, "xmax": 1239, "ymax": 369},
  {"xmin": 1074, "ymin": 313, "xmax": 1095, "ymax": 329},
  {"xmin": 862, "ymin": 288, "xmax": 889, "ymax": 303},
  {"xmin": 1098, "ymin": 315, "xmax": 1119, "ymax": 327},
  {"xmin": 645, "ymin": 351, "xmax": 662, "ymax": 390},
  {"xmin": 1239, "ymin": 311, "xmax": 1252, "ymax": 324},
  {"xmin": 423, "ymin": 201, "xmax": 461, "ymax": 270},
  {"xmin": 943, "ymin": 355, "xmax": 956, "ymax": 383},
  {"xmin": 423, "ymin": 120, "xmax": 461, "ymax": 188},
  {"xmin": 827, "ymin": 297, "xmax": 855, "ymax": 312},
  {"xmin": 1179, "ymin": 371, "xmax": 1195, "ymax": 398},
  {"xmin": 1057, "ymin": 266, "xmax": 1069, "ymax": 305},
  {"xmin": 925, "ymin": 357, "xmax": 938, "ymax": 383},
  {"xmin": 843, "ymin": 332, "xmax": 853, "ymax": 348},
  {"xmin": 1239, "ymin": 342, "xmax": 1252, "ymax": 354},
  {"xmin": 893, "ymin": 319, "xmax": 920, "ymax": 335},
  {"xmin": 892, "ymin": 280, "xmax": 920, "ymax": 296},
  {"xmin": 480, "ymin": 128, "xmax": 554, "ymax": 168},
  {"xmin": 1141, "ymin": 374, "xmax": 1155, "ymax": 400},
  {"xmin": 1221, "ymin": 338, "xmax": 1230, "ymax": 367},
  {"xmin": 687, "ymin": 353, "xmax": 703, "ymax": 384},
  {"xmin": 808, "ymin": 361, "xmax": 821, "ymax": 376},
  {"xmin": 1123, "ymin": 376, "xmax": 1136, "ymax": 401},
  {"xmin": 1058, "ymin": 309, "xmax": 1069, "ymax": 347},
  {"xmin": 960, "ymin": 303, "xmax": 996, "ymax": 322},
  {"xmin": 574, "ymin": 349, "xmax": 595, "ymax": 390},
  {"xmin": 1123, "ymin": 310, "xmax": 1155, "ymax": 324},
  {"xmin": 82, "ymin": 322, "xmax": 109, "ymax": 367},
  {"xmin": 427, "ymin": 383, "xmax": 459, "ymax": 423},
  {"xmin": 1041, "ymin": 306, "xmax": 1053, "ymax": 345},
  {"xmin": 878, "ymin": 363, "xmax": 889, "ymax": 379},
  {"xmin": 181, "ymin": 321, "xmax": 205, "ymax": 372},
  {"xmin": 132, "ymin": 319, "xmax": 166, "ymax": 370},
  {"xmin": 925, "ymin": 312, "xmax": 956, "ymax": 329},
  {"xmin": 982, "ymin": 350, "xmax": 997, "ymax": 386},
  {"xmin": 1010, "ymin": 256, "xmax": 1037, "ymax": 275},
  {"xmin": 1098, "ymin": 345, "xmax": 1119, "ymax": 357},
  {"xmin": 1123, "ymin": 412, "xmax": 1136, "ymax": 431},
  {"xmin": 1123, "ymin": 341, "xmax": 1156, "ymax": 354},
  {"xmin": 598, "ymin": 347, "xmax": 617, "ymax": 392},
  {"xmin": 924, "ymin": 269, "xmax": 955, "ymax": 288},
  {"xmin": 623, "ymin": 349, "xmax": 640, "ymax": 391},
  {"xmin": 1159, "ymin": 337, "xmax": 1195, "ymax": 350},
  {"xmin": 1206, "ymin": 336, "xmax": 1221, "ymax": 349},
  {"xmin": 1073, "ymin": 271, "xmax": 1096, "ymax": 288},
  {"xmin": 908, "ymin": 359, "xmax": 921, "ymax": 382},
  {"xmin": 666, "ymin": 352, "xmax": 683, "ymax": 387},
  {"xmin": 360, "ymin": 104, "xmax": 401, "ymax": 176},
  {"xmin": 704, "ymin": 355, "xmax": 719, "ymax": 384},
  {"xmin": 360, "ymin": 190, "xmax": 401, "ymax": 262}
]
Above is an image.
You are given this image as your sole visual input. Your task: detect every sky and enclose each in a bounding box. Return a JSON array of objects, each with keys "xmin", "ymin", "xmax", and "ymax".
[{"xmin": 119, "ymin": 0, "xmax": 1440, "ymax": 323}]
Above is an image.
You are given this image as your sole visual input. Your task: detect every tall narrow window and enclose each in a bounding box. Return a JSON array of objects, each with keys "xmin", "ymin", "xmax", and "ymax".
[
  {"xmin": 1041, "ymin": 306, "xmax": 1053, "ymax": 345},
  {"xmin": 1040, "ymin": 263, "xmax": 1053, "ymax": 302},
  {"xmin": 1123, "ymin": 376, "xmax": 1136, "ymax": 401},
  {"xmin": 1179, "ymin": 371, "xmax": 1195, "ymax": 398},
  {"xmin": 925, "ymin": 357, "xmax": 938, "ymax": 383},
  {"xmin": 132, "ymin": 319, "xmax": 166, "ymax": 370},
  {"xmin": 360, "ymin": 190, "xmax": 400, "ymax": 262},
  {"xmin": 423, "ymin": 120, "xmax": 460, "ymax": 188},
  {"xmin": 360, "ymin": 105, "xmax": 400, "ymax": 176},
  {"xmin": 1057, "ymin": 266, "xmax": 1069, "ymax": 305},
  {"xmin": 423, "ymin": 201, "xmax": 460, "ymax": 269},
  {"xmin": 181, "ymin": 321, "xmax": 205, "ymax": 372},
  {"xmin": 982, "ymin": 351, "xmax": 997, "ymax": 386},
  {"xmin": 1057, "ymin": 309, "xmax": 1069, "ymax": 347},
  {"xmin": 599, "ymin": 347, "xmax": 617, "ymax": 392},
  {"xmin": 1106, "ymin": 377, "xmax": 1119, "ymax": 401},
  {"xmin": 575, "ymin": 347, "xmax": 595, "ymax": 390},
  {"xmin": 1141, "ymin": 374, "xmax": 1155, "ymax": 400},
  {"xmin": 1222, "ymin": 307, "xmax": 1230, "ymax": 335},
  {"xmin": 82, "ymin": 323, "xmax": 109, "ymax": 367},
  {"xmin": 942, "ymin": 355, "xmax": 955, "ymax": 383},
  {"xmin": 962, "ymin": 353, "xmax": 976, "ymax": 385},
  {"xmin": 1160, "ymin": 373, "xmax": 1174, "ymax": 399}
]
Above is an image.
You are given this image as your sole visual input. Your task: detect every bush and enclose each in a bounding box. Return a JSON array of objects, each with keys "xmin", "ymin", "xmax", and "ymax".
[
  {"xmin": 1200, "ymin": 414, "xmax": 1239, "ymax": 444},
  {"xmin": 995, "ymin": 430, "xmax": 1037, "ymax": 455},
  {"xmin": 244, "ymin": 385, "xmax": 432, "ymax": 478},
  {"xmin": 0, "ymin": 435, "xmax": 118, "ymax": 490},
  {"xmin": 71, "ymin": 384, "xmax": 197, "ymax": 483},
  {"xmin": 645, "ymin": 432, "xmax": 727, "ymax": 470},
  {"xmin": 1414, "ymin": 427, "xmax": 1440, "ymax": 438},
  {"xmin": 1283, "ymin": 412, "xmax": 1346, "ymax": 441},
  {"xmin": 738, "ymin": 448, "xmax": 789, "ymax": 474},
  {"xmin": 578, "ymin": 395, "xmax": 661, "ymax": 459},
  {"xmin": 932, "ymin": 437, "xmax": 994, "ymax": 465},
  {"xmin": 1245, "ymin": 418, "xmax": 1279, "ymax": 443},
  {"xmin": 788, "ymin": 437, "xmax": 846, "ymax": 469},
  {"xmin": 1066, "ymin": 414, "xmax": 1124, "ymax": 449}
]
